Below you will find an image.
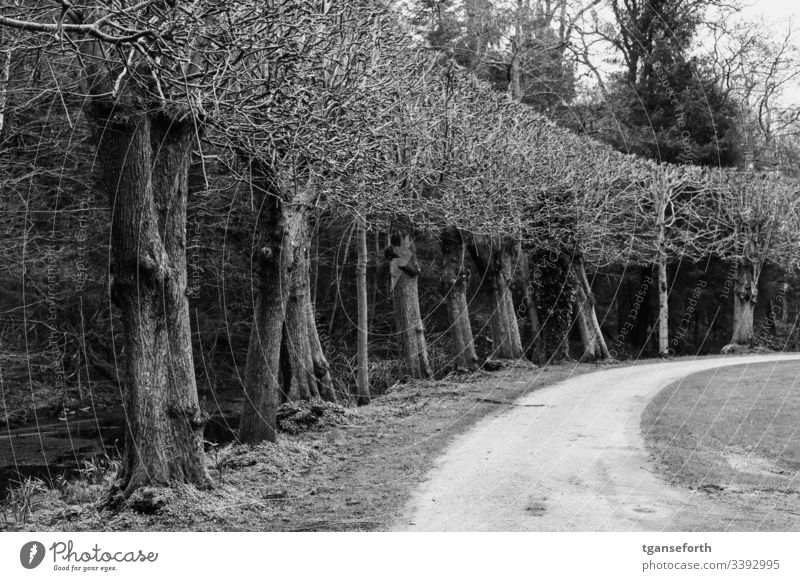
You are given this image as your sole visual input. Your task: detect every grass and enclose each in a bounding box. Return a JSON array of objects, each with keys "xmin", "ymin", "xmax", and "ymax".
[
  {"xmin": 0, "ymin": 360, "xmax": 596, "ymax": 532},
  {"xmin": 0, "ymin": 476, "xmax": 48, "ymax": 525},
  {"xmin": 642, "ymin": 360, "xmax": 800, "ymax": 530}
]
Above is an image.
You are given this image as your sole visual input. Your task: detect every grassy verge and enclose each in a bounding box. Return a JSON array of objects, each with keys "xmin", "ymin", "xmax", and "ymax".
[
  {"xmin": 642, "ymin": 360, "xmax": 800, "ymax": 531},
  {"xmin": 2, "ymin": 361, "xmax": 595, "ymax": 532}
]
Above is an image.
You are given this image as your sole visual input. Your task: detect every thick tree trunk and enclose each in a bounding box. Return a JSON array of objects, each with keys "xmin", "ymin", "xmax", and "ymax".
[
  {"xmin": 239, "ymin": 164, "xmax": 286, "ymax": 444},
  {"xmin": 440, "ymin": 228, "xmax": 479, "ymax": 371},
  {"xmin": 306, "ymin": 297, "xmax": 336, "ymax": 401},
  {"xmin": 571, "ymin": 256, "xmax": 611, "ymax": 362},
  {"xmin": 283, "ymin": 297, "xmax": 319, "ymax": 400},
  {"xmin": 386, "ymin": 231, "xmax": 432, "ymax": 379},
  {"xmin": 356, "ymin": 219, "xmax": 370, "ymax": 404},
  {"xmin": 730, "ymin": 260, "xmax": 759, "ymax": 346},
  {"xmin": 516, "ymin": 248, "xmax": 546, "ymax": 365},
  {"xmin": 732, "ymin": 295, "xmax": 755, "ymax": 345},
  {"xmin": 656, "ymin": 254, "xmax": 669, "ymax": 357},
  {"xmin": 150, "ymin": 116, "xmax": 212, "ymax": 488},
  {"xmin": 468, "ymin": 238, "xmax": 524, "ymax": 359},
  {"xmin": 94, "ymin": 109, "xmax": 209, "ymax": 494},
  {"xmin": 281, "ymin": 201, "xmax": 335, "ymax": 401}
]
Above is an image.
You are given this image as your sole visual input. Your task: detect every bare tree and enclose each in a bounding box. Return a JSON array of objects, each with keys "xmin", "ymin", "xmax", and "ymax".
[
  {"xmin": 710, "ymin": 170, "xmax": 800, "ymax": 348},
  {"xmin": 0, "ymin": 2, "xmax": 224, "ymax": 496}
]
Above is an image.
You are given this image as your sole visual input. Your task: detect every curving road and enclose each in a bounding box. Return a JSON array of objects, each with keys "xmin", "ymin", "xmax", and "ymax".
[{"xmin": 394, "ymin": 354, "xmax": 800, "ymax": 531}]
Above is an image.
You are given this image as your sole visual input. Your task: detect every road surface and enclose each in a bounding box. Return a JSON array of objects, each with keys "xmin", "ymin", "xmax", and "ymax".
[{"xmin": 394, "ymin": 354, "xmax": 800, "ymax": 531}]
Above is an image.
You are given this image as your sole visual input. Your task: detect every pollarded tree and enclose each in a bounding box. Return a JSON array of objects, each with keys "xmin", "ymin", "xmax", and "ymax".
[
  {"xmin": 361, "ymin": 60, "xmax": 541, "ymax": 369},
  {"xmin": 212, "ymin": 2, "xmax": 434, "ymax": 428},
  {"xmin": 427, "ymin": 65, "xmax": 482, "ymax": 372},
  {"xmin": 349, "ymin": 55, "xmax": 451, "ymax": 380},
  {"xmin": 709, "ymin": 170, "xmax": 800, "ymax": 348},
  {"xmin": 379, "ymin": 92, "xmax": 439, "ymax": 380},
  {"xmin": 560, "ymin": 142, "xmax": 632, "ymax": 361},
  {"xmin": 500, "ymin": 105, "xmax": 578, "ymax": 362},
  {"xmin": 439, "ymin": 226, "xmax": 480, "ymax": 370},
  {"xmin": 437, "ymin": 67, "xmax": 527, "ymax": 364},
  {"xmin": 0, "ymin": 1, "xmax": 238, "ymax": 496},
  {"xmin": 454, "ymin": 85, "xmax": 537, "ymax": 361},
  {"xmin": 504, "ymin": 108, "xmax": 619, "ymax": 362},
  {"xmin": 634, "ymin": 165, "xmax": 714, "ymax": 357},
  {"xmin": 600, "ymin": 157, "xmax": 717, "ymax": 358}
]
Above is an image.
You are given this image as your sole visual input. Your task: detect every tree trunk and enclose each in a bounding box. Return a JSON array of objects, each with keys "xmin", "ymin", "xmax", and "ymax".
[
  {"xmin": 281, "ymin": 200, "xmax": 335, "ymax": 401},
  {"xmin": 306, "ymin": 297, "xmax": 336, "ymax": 401},
  {"xmin": 102, "ymin": 113, "xmax": 170, "ymax": 493},
  {"xmin": 730, "ymin": 260, "xmax": 759, "ymax": 346},
  {"xmin": 311, "ymin": 221, "xmax": 320, "ymax": 305},
  {"xmin": 617, "ymin": 274, "xmax": 632, "ymax": 339},
  {"xmin": 517, "ymin": 248, "xmax": 546, "ymax": 365},
  {"xmin": 356, "ymin": 219, "xmax": 370, "ymax": 404},
  {"xmin": 94, "ymin": 109, "xmax": 209, "ymax": 494},
  {"xmin": 781, "ymin": 281, "xmax": 789, "ymax": 326},
  {"xmin": 386, "ymin": 231, "xmax": 431, "ymax": 379},
  {"xmin": 369, "ymin": 231, "xmax": 381, "ymax": 333},
  {"xmin": 283, "ymin": 297, "xmax": 319, "ymax": 400},
  {"xmin": 440, "ymin": 228, "xmax": 479, "ymax": 371},
  {"xmin": 571, "ymin": 256, "xmax": 611, "ymax": 362},
  {"xmin": 632, "ymin": 265, "xmax": 655, "ymax": 350},
  {"xmin": 656, "ymin": 254, "xmax": 669, "ymax": 357},
  {"xmin": 150, "ymin": 116, "xmax": 212, "ymax": 488},
  {"xmin": 0, "ymin": 44, "xmax": 10, "ymax": 133},
  {"xmin": 468, "ymin": 238, "xmax": 524, "ymax": 359},
  {"xmin": 238, "ymin": 164, "xmax": 286, "ymax": 444}
]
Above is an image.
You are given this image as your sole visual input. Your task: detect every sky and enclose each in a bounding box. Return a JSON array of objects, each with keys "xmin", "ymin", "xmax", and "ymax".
[
  {"xmin": 743, "ymin": 0, "xmax": 800, "ymax": 23},
  {"xmin": 723, "ymin": 0, "xmax": 800, "ymax": 105},
  {"xmin": 580, "ymin": 0, "xmax": 800, "ymax": 106}
]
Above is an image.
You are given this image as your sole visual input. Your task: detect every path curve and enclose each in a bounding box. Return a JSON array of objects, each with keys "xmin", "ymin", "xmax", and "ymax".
[{"xmin": 394, "ymin": 354, "xmax": 800, "ymax": 531}]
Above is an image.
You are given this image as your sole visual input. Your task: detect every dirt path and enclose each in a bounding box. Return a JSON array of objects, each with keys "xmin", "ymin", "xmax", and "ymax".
[{"xmin": 393, "ymin": 354, "xmax": 800, "ymax": 531}]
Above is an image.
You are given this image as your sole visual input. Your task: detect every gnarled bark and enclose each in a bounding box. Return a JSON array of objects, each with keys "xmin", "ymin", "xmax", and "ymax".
[
  {"xmin": 386, "ymin": 231, "xmax": 431, "ymax": 379},
  {"xmin": 468, "ymin": 237, "xmax": 524, "ymax": 360},
  {"xmin": 94, "ymin": 107, "xmax": 210, "ymax": 494},
  {"xmin": 440, "ymin": 227, "xmax": 479, "ymax": 371},
  {"xmin": 730, "ymin": 259, "xmax": 760, "ymax": 346},
  {"xmin": 239, "ymin": 164, "xmax": 286, "ymax": 444},
  {"xmin": 150, "ymin": 116, "xmax": 212, "ymax": 487},
  {"xmin": 306, "ymin": 297, "xmax": 336, "ymax": 400},
  {"xmin": 571, "ymin": 256, "xmax": 611, "ymax": 362},
  {"xmin": 281, "ymin": 200, "xmax": 335, "ymax": 402}
]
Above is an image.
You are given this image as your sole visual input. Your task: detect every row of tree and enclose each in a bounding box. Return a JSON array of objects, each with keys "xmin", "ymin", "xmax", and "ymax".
[{"xmin": 0, "ymin": 1, "xmax": 798, "ymax": 499}]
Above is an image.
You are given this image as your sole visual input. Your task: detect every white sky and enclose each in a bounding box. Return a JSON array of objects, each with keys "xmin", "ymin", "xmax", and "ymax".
[
  {"xmin": 720, "ymin": 0, "xmax": 800, "ymax": 105},
  {"xmin": 742, "ymin": 0, "xmax": 800, "ymax": 23}
]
